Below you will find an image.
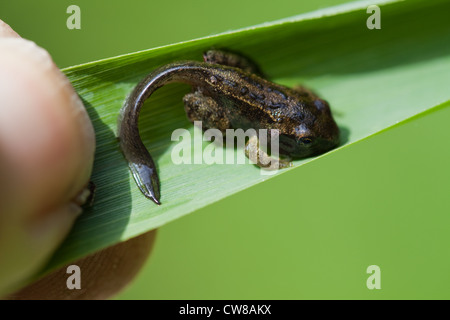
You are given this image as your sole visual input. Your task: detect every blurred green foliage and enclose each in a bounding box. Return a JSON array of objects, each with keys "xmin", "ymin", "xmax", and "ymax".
[{"xmin": 1, "ymin": 0, "xmax": 349, "ymax": 67}]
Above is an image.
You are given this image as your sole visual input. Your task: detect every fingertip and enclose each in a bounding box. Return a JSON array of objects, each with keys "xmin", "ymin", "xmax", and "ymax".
[
  {"xmin": 0, "ymin": 27, "xmax": 95, "ymax": 296},
  {"xmin": 0, "ymin": 37, "xmax": 95, "ymax": 216}
]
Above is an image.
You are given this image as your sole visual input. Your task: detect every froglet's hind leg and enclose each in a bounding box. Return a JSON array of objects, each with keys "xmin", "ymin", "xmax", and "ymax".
[
  {"xmin": 183, "ymin": 91, "xmax": 231, "ymax": 132},
  {"xmin": 73, "ymin": 180, "xmax": 96, "ymax": 208},
  {"xmin": 244, "ymin": 134, "xmax": 292, "ymax": 170},
  {"xmin": 203, "ymin": 49, "xmax": 263, "ymax": 75}
]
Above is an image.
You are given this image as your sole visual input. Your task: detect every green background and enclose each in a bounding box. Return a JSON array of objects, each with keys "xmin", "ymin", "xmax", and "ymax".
[{"xmin": 1, "ymin": 0, "xmax": 449, "ymax": 299}]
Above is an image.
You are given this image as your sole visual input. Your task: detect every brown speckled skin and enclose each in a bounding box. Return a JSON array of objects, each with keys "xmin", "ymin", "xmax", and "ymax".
[{"xmin": 118, "ymin": 50, "xmax": 339, "ymax": 204}]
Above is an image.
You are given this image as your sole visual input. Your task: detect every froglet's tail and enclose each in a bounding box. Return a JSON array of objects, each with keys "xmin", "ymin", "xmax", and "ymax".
[{"xmin": 118, "ymin": 61, "xmax": 213, "ymax": 205}]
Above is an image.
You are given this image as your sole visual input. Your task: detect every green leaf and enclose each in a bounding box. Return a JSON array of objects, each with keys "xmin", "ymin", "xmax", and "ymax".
[{"xmin": 45, "ymin": 0, "xmax": 450, "ymax": 272}]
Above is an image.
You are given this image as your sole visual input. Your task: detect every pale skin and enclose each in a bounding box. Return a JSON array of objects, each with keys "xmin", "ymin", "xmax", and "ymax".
[{"xmin": 0, "ymin": 20, "xmax": 155, "ymax": 299}]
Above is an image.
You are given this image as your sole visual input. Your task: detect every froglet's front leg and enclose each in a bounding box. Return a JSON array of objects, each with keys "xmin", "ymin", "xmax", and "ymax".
[{"xmin": 244, "ymin": 134, "xmax": 293, "ymax": 170}]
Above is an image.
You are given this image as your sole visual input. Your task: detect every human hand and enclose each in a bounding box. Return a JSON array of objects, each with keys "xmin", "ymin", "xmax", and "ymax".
[{"xmin": 0, "ymin": 20, "xmax": 155, "ymax": 299}]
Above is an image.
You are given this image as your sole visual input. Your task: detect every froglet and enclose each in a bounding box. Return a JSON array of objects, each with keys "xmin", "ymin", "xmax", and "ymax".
[{"xmin": 118, "ymin": 50, "xmax": 340, "ymax": 205}]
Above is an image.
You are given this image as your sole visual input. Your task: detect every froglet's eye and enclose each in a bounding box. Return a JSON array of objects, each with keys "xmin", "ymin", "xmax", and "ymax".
[{"xmin": 299, "ymin": 137, "xmax": 314, "ymax": 145}]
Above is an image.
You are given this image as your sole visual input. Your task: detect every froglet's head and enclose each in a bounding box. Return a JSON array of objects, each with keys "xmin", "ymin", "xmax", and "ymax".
[{"xmin": 279, "ymin": 98, "xmax": 340, "ymax": 158}]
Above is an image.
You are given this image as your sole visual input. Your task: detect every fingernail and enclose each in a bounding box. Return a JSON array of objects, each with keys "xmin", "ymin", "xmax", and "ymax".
[
  {"xmin": 74, "ymin": 188, "xmax": 91, "ymax": 207},
  {"xmin": 68, "ymin": 202, "xmax": 83, "ymax": 218}
]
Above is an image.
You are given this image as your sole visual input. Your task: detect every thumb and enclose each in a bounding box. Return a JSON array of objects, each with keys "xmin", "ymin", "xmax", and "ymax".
[{"xmin": 0, "ymin": 21, "xmax": 95, "ymax": 296}]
